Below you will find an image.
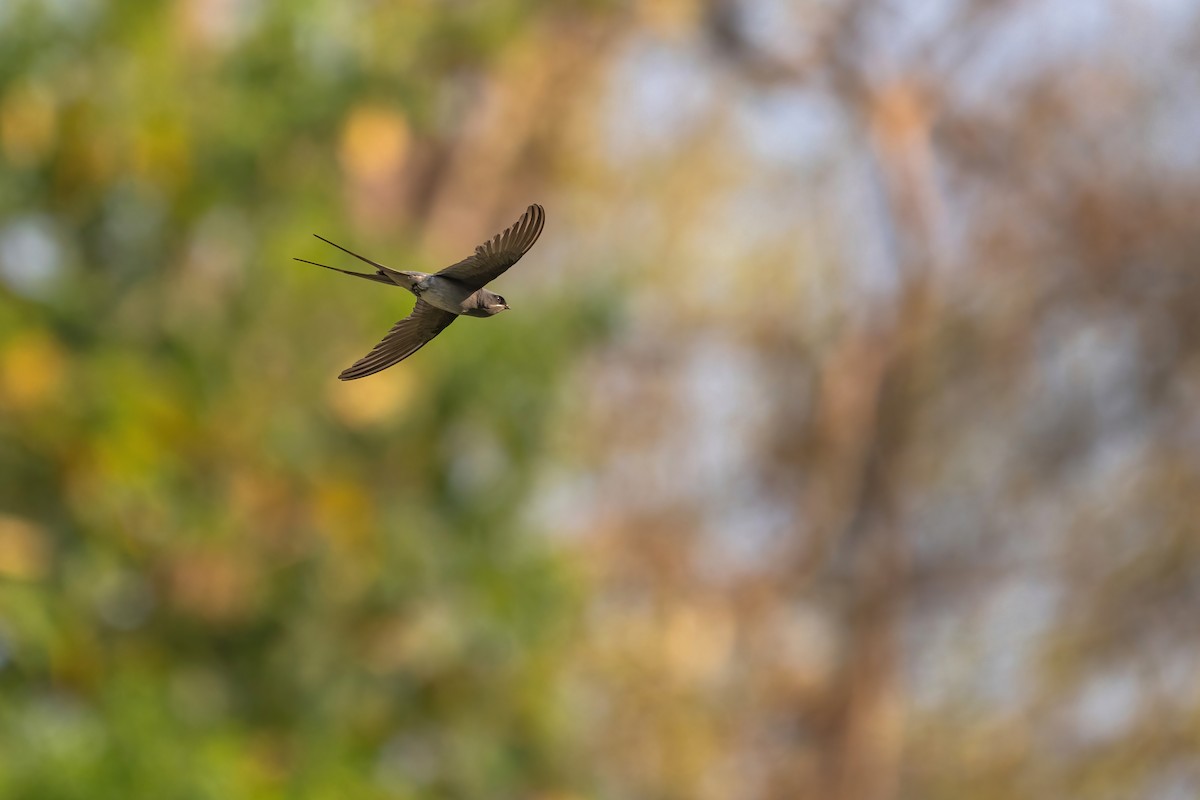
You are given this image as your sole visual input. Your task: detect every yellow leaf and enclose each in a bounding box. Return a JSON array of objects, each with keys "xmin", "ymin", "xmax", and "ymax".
[
  {"xmin": 338, "ymin": 105, "xmax": 411, "ymax": 182},
  {"xmin": 0, "ymin": 514, "xmax": 51, "ymax": 580},
  {"xmin": 0, "ymin": 329, "xmax": 67, "ymax": 409},
  {"xmin": 1, "ymin": 83, "xmax": 57, "ymax": 167}
]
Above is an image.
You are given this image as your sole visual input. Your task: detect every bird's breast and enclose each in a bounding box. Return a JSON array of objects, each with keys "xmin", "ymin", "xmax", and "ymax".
[{"xmin": 420, "ymin": 277, "xmax": 472, "ymax": 315}]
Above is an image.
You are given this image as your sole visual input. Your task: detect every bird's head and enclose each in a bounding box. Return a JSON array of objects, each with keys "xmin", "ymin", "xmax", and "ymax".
[{"xmin": 484, "ymin": 293, "xmax": 510, "ymax": 315}]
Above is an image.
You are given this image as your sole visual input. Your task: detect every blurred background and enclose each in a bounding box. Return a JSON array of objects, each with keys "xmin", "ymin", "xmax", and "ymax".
[{"xmin": 2, "ymin": 1, "xmax": 1199, "ymax": 798}]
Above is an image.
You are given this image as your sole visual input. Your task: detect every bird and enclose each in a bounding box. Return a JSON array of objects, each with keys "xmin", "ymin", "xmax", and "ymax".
[{"xmin": 294, "ymin": 203, "xmax": 545, "ymax": 380}]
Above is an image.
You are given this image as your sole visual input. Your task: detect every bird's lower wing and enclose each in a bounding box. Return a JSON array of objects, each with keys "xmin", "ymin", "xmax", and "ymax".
[{"xmin": 338, "ymin": 300, "xmax": 458, "ymax": 380}]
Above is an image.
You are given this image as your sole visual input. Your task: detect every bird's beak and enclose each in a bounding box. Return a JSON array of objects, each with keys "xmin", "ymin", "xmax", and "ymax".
[{"xmin": 502, "ymin": 303, "xmax": 510, "ymax": 310}]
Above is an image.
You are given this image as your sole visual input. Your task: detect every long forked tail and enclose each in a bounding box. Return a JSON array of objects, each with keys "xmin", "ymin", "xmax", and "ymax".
[
  {"xmin": 293, "ymin": 256, "xmax": 398, "ymax": 285},
  {"xmin": 294, "ymin": 234, "xmax": 413, "ymax": 286}
]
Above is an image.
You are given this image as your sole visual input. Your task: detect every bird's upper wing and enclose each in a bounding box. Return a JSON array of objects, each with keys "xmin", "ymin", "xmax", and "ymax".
[
  {"xmin": 434, "ymin": 204, "xmax": 544, "ymax": 290},
  {"xmin": 338, "ymin": 300, "xmax": 458, "ymax": 380}
]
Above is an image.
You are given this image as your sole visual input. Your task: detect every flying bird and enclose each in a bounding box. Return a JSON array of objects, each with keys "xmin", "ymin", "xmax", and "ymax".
[{"xmin": 295, "ymin": 204, "xmax": 545, "ymax": 380}]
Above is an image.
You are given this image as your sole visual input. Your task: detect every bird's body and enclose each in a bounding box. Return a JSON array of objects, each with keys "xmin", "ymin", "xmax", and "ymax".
[
  {"xmin": 412, "ymin": 274, "xmax": 507, "ymax": 318},
  {"xmin": 294, "ymin": 204, "xmax": 544, "ymax": 379}
]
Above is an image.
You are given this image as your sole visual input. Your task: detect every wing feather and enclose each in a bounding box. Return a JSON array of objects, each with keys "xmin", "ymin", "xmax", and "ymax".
[
  {"xmin": 338, "ymin": 300, "xmax": 458, "ymax": 380},
  {"xmin": 434, "ymin": 204, "xmax": 544, "ymax": 290}
]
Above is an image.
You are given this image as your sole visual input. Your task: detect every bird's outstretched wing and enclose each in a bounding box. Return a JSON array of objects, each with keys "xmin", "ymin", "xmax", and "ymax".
[
  {"xmin": 338, "ymin": 300, "xmax": 457, "ymax": 380},
  {"xmin": 434, "ymin": 204, "xmax": 544, "ymax": 290}
]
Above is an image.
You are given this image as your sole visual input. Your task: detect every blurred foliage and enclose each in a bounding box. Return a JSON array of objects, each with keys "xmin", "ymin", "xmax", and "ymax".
[
  {"xmin": 5, "ymin": 1, "xmax": 1200, "ymax": 799},
  {"xmin": 0, "ymin": 1, "xmax": 615, "ymax": 798}
]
